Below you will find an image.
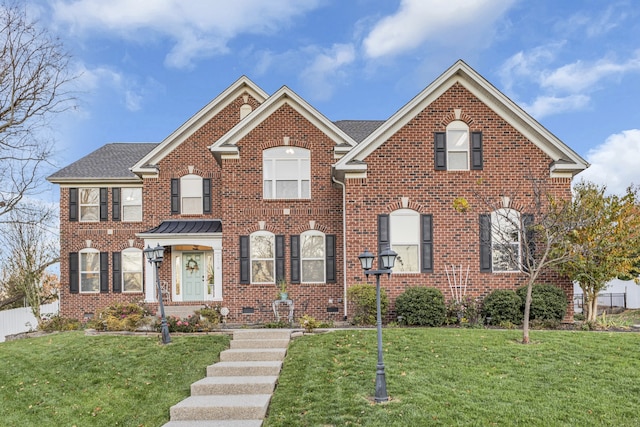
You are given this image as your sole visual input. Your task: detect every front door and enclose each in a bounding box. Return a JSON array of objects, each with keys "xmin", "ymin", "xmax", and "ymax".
[{"xmin": 182, "ymin": 252, "xmax": 205, "ymax": 301}]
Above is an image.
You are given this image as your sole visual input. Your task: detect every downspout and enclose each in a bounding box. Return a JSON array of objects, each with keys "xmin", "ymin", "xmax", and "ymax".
[{"xmin": 332, "ymin": 175, "xmax": 348, "ymax": 321}]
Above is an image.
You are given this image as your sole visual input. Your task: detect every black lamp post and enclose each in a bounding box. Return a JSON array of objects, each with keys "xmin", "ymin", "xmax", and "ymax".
[
  {"xmin": 358, "ymin": 247, "xmax": 397, "ymax": 403},
  {"xmin": 145, "ymin": 244, "xmax": 171, "ymax": 345}
]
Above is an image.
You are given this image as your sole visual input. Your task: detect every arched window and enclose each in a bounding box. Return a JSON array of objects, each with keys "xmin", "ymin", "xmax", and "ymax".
[
  {"xmin": 301, "ymin": 230, "xmax": 325, "ymax": 283},
  {"xmin": 263, "ymin": 147, "xmax": 310, "ymax": 199},
  {"xmin": 390, "ymin": 209, "xmax": 420, "ymax": 273},
  {"xmin": 121, "ymin": 248, "xmax": 143, "ymax": 292},
  {"xmin": 79, "ymin": 248, "xmax": 100, "ymax": 293},
  {"xmin": 491, "ymin": 208, "xmax": 521, "ymax": 272},
  {"xmin": 181, "ymin": 174, "xmax": 203, "ymax": 214},
  {"xmin": 250, "ymin": 231, "xmax": 275, "ymax": 284},
  {"xmin": 446, "ymin": 120, "xmax": 470, "ymax": 171}
]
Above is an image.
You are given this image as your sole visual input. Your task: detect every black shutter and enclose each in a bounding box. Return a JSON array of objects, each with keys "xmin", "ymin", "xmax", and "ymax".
[
  {"xmin": 239, "ymin": 236, "xmax": 250, "ymax": 283},
  {"xmin": 112, "ymin": 188, "xmax": 121, "ymax": 221},
  {"xmin": 69, "ymin": 188, "xmax": 78, "ymax": 222},
  {"xmin": 275, "ymin": 235, "xmax": 285, "ymax": 283},
  {"xmin": 378, "ymin": 214, "xmax": 391, "ymax": 266},
  {"xmin": 522, "ymin": 214, "xmax": 535, "ymax": 271},
  {"xmin": 171, "ymin": 178, "xmax": 180, "ymax": 214},
  {"xmin": 112, "ymin": 252, "xmax": 122, "ymax": 293},
  {"xmin": 203, "ymin": 178, "xmax": 211, "ymax": 213},
  {"xmin": 471, "ymin": 132, "xmax": 483, "ymax": 170},
  {"xmin": 479, "ymin": 214, "xmax": 492, "ymax": 272},
  {"xmin": 99, "ymin": 188, "xmax": 108, "ymax": 221},
  {"xmin": 290, "ymin": 235, "xmax": 300, "ymax": 283},
  {"xmin": 100, "ymin": 252, "xmax": 109, "ymax": 293},
  {"xmin": 434, "ymin": 132, "xmax": 446, "ymax": 170},
  {"xmin": 378, "ymin": 214, "xmax": 390, "ymax": 264},
  {"xmin": 69, "ymin": 252, "xmax": 79, "ymax": 294},
  {"xmin": 421, "ymin": 215, "xmax": 433, "ymax": 273},
  {"xmin": 326, "ymin": 234, "xmax": 336, "ymax": 283}
]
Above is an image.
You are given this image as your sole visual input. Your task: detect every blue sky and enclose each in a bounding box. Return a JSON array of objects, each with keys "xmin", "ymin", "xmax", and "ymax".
[{"xmin": 36, "ymin": 0, "xmax": 640, "ymax": 196}]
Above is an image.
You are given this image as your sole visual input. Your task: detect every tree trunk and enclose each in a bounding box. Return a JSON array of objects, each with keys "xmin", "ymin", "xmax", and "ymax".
[
  {"xmin": 522, "ymin": 281, "xmax": 534, "ymax": 344},
  {"xmin": 588, "ymin": 296, "xmax": 599, "ymax": 323}
]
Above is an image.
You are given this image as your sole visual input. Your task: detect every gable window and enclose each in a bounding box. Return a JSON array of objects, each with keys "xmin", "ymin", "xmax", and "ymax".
[
  {"xmin": 301, "ymin": 231, "xmax": 325, "ymax": 283},
  {"xmin": 250, "ymin": 231, "xmax": 275, "ymax": 284},
  {"xmin": 181, "ymin": 174, "xmax": 203, "ymax": 215},
  {"xmin": 122, "ymin": 248, "xmax": 143, "ymax": 292},
  {"xmin": 79, "ymin": 188, "xmax": 100, "ymax": 222},
  {"xmin": 263, "ymin": 147, "xmax": 310, "ymax": 199},
  {"xmin": 80, "ymin": 248, "xmax": 100, "ymax": 292},
  {"xmin": 122, "ymin": 188, "xmax": 142, "ymax": 222},
  {"xmin": 390, "ymin": 209, "xmax": 420, "ymax": 272},
  {"xmin": 434, "ymin": 123, "xmax": 482, "ymax": 171}
]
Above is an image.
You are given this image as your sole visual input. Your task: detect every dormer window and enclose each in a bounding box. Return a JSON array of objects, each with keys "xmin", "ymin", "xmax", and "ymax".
[{"xmin": 263, "ymin": 146, "xmax": 310, "ymax": 199}]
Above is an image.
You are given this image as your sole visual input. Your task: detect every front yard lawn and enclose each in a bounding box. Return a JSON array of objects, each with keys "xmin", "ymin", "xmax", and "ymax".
[
  {"xmin": 265, "ymin": 328, "xmax": 640, "ymax": 426},
  {"xmin": 0, "ymin": 332, "xmax": 229, "ymax": 426}
]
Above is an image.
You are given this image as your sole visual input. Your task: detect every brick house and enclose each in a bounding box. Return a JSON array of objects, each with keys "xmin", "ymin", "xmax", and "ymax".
[{"xmin": 47, "ymin": 60, "xmax": 588, "ymax": 323}]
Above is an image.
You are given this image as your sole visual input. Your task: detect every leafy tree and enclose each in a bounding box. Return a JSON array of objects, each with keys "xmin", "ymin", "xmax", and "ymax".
[
  {"xmin": 554, "ymin": 182, "xmax": 640, "ymax": 322},
  {"xmin": 0, "ymin": 1, "xmax": 75, "ymax": 219}
]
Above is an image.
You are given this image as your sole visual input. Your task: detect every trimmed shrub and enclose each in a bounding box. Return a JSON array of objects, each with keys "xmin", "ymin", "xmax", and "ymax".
[
  {"xmin": 482, "ymin": 290, "xmax": 522, "ymax": 325},
  {"xmin": 517, "ymin": 283, "xmax": 567, "ymax": 321},
  {"xmin": 347, "ymin": 284, "xmax": 388, "ymax": 326},
  {"xmin": 88, "ymin": 302, "xmax": 151, "ymax": 331},
  {"xmin": 40, "ymin": 315, "xmax": 82, "ymax": 332},
  {"xmin": 395, "ymin": 287, "xmax": 446, "ymax": 327}
]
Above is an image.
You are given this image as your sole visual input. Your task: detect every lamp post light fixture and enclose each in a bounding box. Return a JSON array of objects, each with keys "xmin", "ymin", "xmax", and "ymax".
[
  {"xmin": 144, "ymin": 244, "xmax": 171, "ymax": 345},
  {"xmin": 358, "ymin": 247, "xmax": 397, "ymax": 403}
]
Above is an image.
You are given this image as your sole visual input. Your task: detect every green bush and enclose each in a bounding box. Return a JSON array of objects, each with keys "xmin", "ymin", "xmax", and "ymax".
[
  {"xmin": 88, "ymin": 302, "xmax": 151, "ymax": 331},
  {"xmin": 516, "ymin": 284, "xmax": 567, "ymax": 321},
  {"xmin": 347, "ymin": 284, "xmax": 388, "ymax": 326},
  {"xmin": 195, "ymin": 304, "xmax": 221, "ymax": 325},
  {"xmin": 482, "ymin": 290, "xmax": 522, "ymax": 325},
  {"xmin": 445, "ymin": 296, "xmax": 483, "ymax": 327},
  {"xmin": 40, "ymin": 314, "xmax": 82, "ymax": 332},
  {"xmin": 395, "ymin": 287, "xmax": 446, "ymax": 327}
]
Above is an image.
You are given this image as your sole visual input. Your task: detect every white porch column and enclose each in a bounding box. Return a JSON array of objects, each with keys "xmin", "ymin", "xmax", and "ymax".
[{"xmin": 214, "ymin": 248, "xmax": 223, "ymax": 300}]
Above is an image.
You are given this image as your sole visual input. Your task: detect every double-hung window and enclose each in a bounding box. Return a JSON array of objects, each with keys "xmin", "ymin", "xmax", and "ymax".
[
  {"xmin": 446, "ymin": 121, "xmax": 470, "ymax": 171},
  {"xmin": 121, "ymin": 248, "xmax": 143, "ymax": 292},
  {"xmin": 390, "ymin": 209, "xmax": 420, "ymax": 273},
  {"xmin": 263, "ymin": 147, "xmax": 310, "ymax": 199},
  {"xmin": 301, "ymin": 231, "xmax": 325, "ymax": 283},
  {"xmin": 122, "ymin": 188, "xmax": 142, "ymax": 222},
  {"xmin": 181, "ymin": 174, "xmax": 203, "ymax": 215},
  {"xmin": 79, "ymin": 188, "xmax": 100, "ymax": 222},
  {"xmin": 491, "ymin": 208, "xmax": 521, "ymax": 272},
  {"xmin": 80, "ymin": 248, "xmax": 100, "ymax": 292},
  {"xmin": 250, "ymin": 231, "xmax": 275, "ymax": 284}
]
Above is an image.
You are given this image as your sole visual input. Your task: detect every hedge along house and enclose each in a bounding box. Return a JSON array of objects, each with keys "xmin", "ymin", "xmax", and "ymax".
[{"xmin": 48, "ymin": 60, "xmax": 588, "ymax": 323}]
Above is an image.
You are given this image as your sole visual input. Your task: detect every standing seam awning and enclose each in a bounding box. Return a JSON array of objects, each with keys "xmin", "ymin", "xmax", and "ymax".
[{"xmin": 140, "ymin": 220, "xmax": 222, "ymax": 235}]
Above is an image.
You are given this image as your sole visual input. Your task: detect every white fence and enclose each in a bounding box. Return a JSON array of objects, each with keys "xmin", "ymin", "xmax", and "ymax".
[{"xmin": 0, "ymin": 300, "xmax": 59, "ymax": 343}]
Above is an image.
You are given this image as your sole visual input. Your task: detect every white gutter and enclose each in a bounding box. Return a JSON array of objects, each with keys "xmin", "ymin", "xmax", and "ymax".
[{"xmin": 332, "ymin": 175, "xmax": 348, "ymax": 321}]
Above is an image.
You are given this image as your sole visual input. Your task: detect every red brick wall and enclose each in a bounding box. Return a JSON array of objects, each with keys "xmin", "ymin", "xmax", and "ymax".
[{"xmin": 343, "ymin": 83, "xmax": 574, "ymax": 320}]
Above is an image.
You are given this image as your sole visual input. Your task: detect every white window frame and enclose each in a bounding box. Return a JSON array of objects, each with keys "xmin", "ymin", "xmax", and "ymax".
[
  {"xmin": 181, "ymin": 174, "xmax": 203, "ymax": 215},
  {"xmin": 390, "ymin": 209, "xmax": 420, "ymax": 273},
  {"xmin": 121, "ymin": 248, "xmax": 143, "ymax": 293},
  {"xmin": 250, "ymin": 231, "xmax": 275, "ymax": 284},
  {"xmin": 79, "ymin": 188, "xmax": 100, "ymax": 222},
  {"xmin": 301, "ymin": 230, "xmax": 326, "ymax": 283},
  {"xmin": 79, "ymin": 248, "xmax": 100, "ymax": 293},
  {"xmin": 446, "ymin": 120, "xmax": 470, "ymax": 171},
  {"xmin": 122, "ymin": 187, "xmax": 142, "ymax": 222},
  {"xmin": 491, "ymin": 208, "xmax": 521, "ymax": 273},
  {"xmin": 263, "ymin": 146, "xmax": 310, "ymax": 199}
]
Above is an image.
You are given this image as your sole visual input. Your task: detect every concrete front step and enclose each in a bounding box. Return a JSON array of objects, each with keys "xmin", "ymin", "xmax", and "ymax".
[
  {"xmin": 169, "ymin": 394, "xmax": 271, "ymax": 421},
  {"xmin": 232, "ymin": 329, "xmax": 292, "ymax": 340},
  {"xmin": 230, "ymin": 338, "xmax": 290, "ymax": 349},
  {"xmin": 220, "ymin": 348, "xmax": 287, "ymax": 362},
  {"xmin": 191, "ymin": 375, "xmax": 278, "ymax": 395},
  {"xmin": 207, "ymin": 361, "xmax": 282, "ymax": 377},
  {"xmin": 163, "ymin": 421, "xmax": 262, "ymax": 427}
]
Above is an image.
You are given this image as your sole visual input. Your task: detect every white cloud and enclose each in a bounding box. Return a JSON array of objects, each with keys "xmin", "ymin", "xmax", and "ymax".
[
  {"xmin": 300, "ymin": 44, "xmax": 356, "ymax": 101},
  {"xmin": 362, "ymin": 0, "xmax": 515, "ymax": 59},
  {"xmin": 50, "ymin": 0, "xmax": 322, "ymax": 69},
  {"xmin": 521, "ymin": 94, "xmax": 590, "ymax": 119},
  {"xmin": 498, "ymin": 43, "xmax": 564, "ymax": 92},
  {"xmin": 577, "ymin": 129, "xmax": 640, "ymax": 195}
]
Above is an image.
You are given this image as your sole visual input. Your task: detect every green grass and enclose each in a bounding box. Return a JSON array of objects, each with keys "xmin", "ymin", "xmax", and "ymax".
[
  {"xmin": 265, "ymin": 328, "xmax": 640, "ymax": 426},
  {"xmin": 0, "ymin": 332, "xmax": 229, "ymax": 427}
]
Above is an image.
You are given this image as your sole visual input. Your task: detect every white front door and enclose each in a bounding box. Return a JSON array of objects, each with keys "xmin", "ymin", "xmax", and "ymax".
[{"xmin": 182, "ymin": 252, "xmax": 205, "ymax": 301}]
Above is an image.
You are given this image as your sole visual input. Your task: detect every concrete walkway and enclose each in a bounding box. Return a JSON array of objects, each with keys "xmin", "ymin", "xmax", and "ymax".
[{"xmin": 162, "ymin": 329, "xmax": 293, "ymax": 427}]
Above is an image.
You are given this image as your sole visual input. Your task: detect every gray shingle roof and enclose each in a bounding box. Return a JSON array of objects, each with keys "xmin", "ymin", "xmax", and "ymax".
[
  {"xmin": 48, "ymin": 143, "xmax": 158, "ymax": 181},
  {"xmin": 334, "ymin": 120, "xmax": 385, "ymax": 143}
]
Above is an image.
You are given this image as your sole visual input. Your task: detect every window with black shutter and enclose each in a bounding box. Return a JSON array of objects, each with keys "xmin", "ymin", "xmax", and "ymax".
[
  {"xmin": 112, "ymin": 252, "xmax": 122, "ymax": 293},
  {"xmin": 69, "ymin": 188, "xmax": 78, "ymax": 221},
  {"xmin": 239, "ymin": 236, "xmax": 250, "ymax": 284},
  {"xmin": 290, "ymin": 235, "xmax": 300, "ymax": 283},
  {"xmin": 112, "ymin": 188, "xmax": 121, "ymax": 221},
  {"xmin": 421, "ymin": 214, "xmax": 433, "ymax": 273},
  {"xmin": 69, "ymin": 252, "xmax": 79, "ymax": 293}
]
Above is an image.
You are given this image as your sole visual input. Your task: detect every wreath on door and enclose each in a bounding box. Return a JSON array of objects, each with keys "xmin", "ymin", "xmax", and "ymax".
[{"xmin": 186, "ymin": 258, "xmax": 199, "ymax": 273}]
